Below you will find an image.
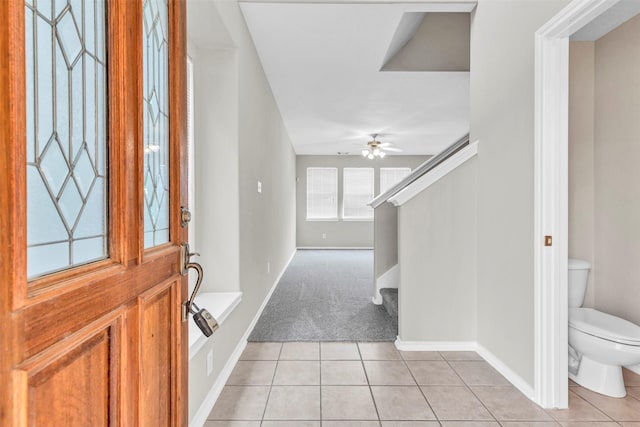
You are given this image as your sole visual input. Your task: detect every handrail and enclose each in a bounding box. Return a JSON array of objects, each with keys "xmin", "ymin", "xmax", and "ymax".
[{"xmin": 368, "ymin": 133, "xmax": 470, "ymax": 208}]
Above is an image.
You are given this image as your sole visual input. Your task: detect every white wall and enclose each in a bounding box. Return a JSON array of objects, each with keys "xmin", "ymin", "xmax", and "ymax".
[
  {"xmin": 593, "ymin": 13, "xmax": 640, "ymax": 326},
  {"xmin": 296, "ymin": 155, "xmax": 427, "ymax": 248},
  {"xmin": 569, "ymin": 15, "xmax": 640, "ymax": 326},
  {"xmin": 187, "ymin": 0, "xmax": 296, "ymax": 422},
  {"xmin": 397, "ymin": 158, "xmax": 477, "ymax": 342},
  {"xmin": 191, "ymin": 44, "xmax": 240, "ymax": 293},
  {"xmin": 568, "ymin": 41, "xmax": 596, "ymax": 307},
  {"xmin": 470, "ymin": 0, "xmax": 569, "ymax": 387},
  {"xmin": 374, "ymin": 202, "xmax": 399, "ymax": 279}
]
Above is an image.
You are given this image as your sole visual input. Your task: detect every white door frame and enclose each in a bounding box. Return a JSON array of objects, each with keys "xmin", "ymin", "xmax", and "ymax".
[{"xmin": 533, "ymin": 0, "xmax": 622, "ymax": 409}]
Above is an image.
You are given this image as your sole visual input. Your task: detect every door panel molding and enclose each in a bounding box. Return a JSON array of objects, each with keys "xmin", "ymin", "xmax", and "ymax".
[
  {"xmin": 18, "ymin": 309, "xmax": 125, "ymax": 426},
  {"xmin": 138, "ymin": 280, "xmax": 180, "ymax": 426},
  {"xmin": 23, "ymin": 248, "xmax": 180, "ymax": 358}
]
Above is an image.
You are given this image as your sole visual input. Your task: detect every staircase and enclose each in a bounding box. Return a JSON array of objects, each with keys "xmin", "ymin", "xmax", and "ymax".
[{"xmin": 380, "ymin": 288, "xmax": 398, "ymax": 323}]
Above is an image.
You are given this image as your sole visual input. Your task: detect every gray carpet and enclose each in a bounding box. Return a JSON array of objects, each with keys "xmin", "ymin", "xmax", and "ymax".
[{"xmin": 248, "ymin": 249, "xmax": 397, "ymax": 342}]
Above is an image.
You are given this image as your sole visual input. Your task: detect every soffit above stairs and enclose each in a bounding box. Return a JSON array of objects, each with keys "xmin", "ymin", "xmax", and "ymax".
[{"xmin": 239, "ymin": 1, "xmax": 475, "ymax": 155}]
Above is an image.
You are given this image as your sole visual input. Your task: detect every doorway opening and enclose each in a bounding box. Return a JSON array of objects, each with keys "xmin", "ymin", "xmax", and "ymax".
[{"xmin": 534, "ymin": 0, "xmax": 640, "ymax": 409}]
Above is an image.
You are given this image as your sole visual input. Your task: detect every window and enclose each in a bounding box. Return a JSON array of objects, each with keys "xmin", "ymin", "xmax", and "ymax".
[
  {"xmin": 307, "ymin": 168, "xmax": 338, "ymax": 219},
  {"xmin": 25, "ymin": 0, "xmax": 108, "ymax": 278},
  {"xmin": 343, "ymin": 168, "xmax": 374, "ymax": 220},
  {"xmin": 142, "ymin": 0, "xmax": 170, "ymax": 248},
  {"xmin": 380, "ymin": 167, "xmax": 411, "ymax": 194}
]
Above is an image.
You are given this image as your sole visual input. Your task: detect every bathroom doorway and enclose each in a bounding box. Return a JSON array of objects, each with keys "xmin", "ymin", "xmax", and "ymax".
[{"xmin": 534, "ymin": 0, "xmax": 640, "ymax": 409}]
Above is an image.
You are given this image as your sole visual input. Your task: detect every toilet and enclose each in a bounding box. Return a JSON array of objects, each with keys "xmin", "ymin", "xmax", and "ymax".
[{"xmin": 568, "ymin": 258, "xmax": 640, "ymax": 397}]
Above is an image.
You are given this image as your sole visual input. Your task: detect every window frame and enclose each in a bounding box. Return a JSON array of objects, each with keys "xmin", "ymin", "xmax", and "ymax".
[
  {"xmin": 379, "ymin": 167, "xmax": 412, "ymax": 195},
  {"xmin": 306, "ymin": 167, "xmax": 338, "ymax": 221},
  {"xmin": 342, "ymin": 167, "xmax": 374, "ymax": 221}
]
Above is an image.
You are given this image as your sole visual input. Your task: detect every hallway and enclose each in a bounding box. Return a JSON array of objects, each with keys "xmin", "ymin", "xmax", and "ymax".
[
  {"xmin": 249, "ymin": 250, "xmax": 397, "ymax": 342},
  {"xmin": 206, "ymin": 342, "xmax": 640, "ymax": 425}
]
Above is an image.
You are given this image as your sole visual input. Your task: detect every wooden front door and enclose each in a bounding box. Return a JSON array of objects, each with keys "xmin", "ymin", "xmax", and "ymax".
[{"xmin": 0, "ymin": 0, "xmax": 188, "ymax": 425}]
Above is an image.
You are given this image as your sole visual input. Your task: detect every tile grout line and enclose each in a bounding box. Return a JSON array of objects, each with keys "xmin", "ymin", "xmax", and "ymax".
[
  {"xmin": 259, "ymin": 342, "xmax": 283, "ymax": 424},
  {"xmin": 319, "ymin": 342, "xmax": 323, "ymax": 426},
  {"xmin": 442, "ymin": 352, "xmax": 501, "ymax": 425},
  {"xmin": 399, "ymin": 349, "xmax": 440, "ymax": 424},
  {"xmin": 557, "ymin": 387, "xmax": 615, "ymax": 423},
  {"xmin": 357, "ymin": 342, "xmax": 383, "ymax": 425}
]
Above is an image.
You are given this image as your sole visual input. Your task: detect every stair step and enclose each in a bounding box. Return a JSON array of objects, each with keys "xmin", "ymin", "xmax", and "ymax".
[{"xmin": 380, "ymin": 288, "xmax": 398, "ymax": 322}]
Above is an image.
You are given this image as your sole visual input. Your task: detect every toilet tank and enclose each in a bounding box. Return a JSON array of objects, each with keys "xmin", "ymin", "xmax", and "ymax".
[{"xmin": 568, "ymin": 258, "xmax": 591, "ymax": 307}]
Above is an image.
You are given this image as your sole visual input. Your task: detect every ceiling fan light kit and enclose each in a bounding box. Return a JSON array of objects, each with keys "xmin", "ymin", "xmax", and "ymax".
[{"xmin": 362, "ymin": 134, "xmax": 392, "ymax": 159}]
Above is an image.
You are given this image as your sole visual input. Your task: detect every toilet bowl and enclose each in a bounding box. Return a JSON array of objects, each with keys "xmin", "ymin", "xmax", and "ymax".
[{"xmin": 568, "ymin": 259, "xmax": 640, "ymax": 398}]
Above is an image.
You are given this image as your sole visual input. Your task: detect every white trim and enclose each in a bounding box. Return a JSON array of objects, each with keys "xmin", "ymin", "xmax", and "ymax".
[
  {"xmin": 297, "ymin": 246, "xmax": 374, "ymax": 250},
  {"xmin": 188, "ymin": 339, "xmax": 247, "ymax": 427},
  {"xmin": 245, "ymin": 248, "xmax": 298, "ymax": 339},
  {"xmin": 533, "ymin": 0, "xmax": 622, "ymax": 409},
  {"xmin": 305, "ymin": 218, "xmax": 339, "ymax": 222},
  {"xmin": 395, "ymin": 339, "xmax": 477, "ymax": 352},
  {"xmin": 394, "ymin": 339, "xmax": 534, "ymax": 399},
  {"xmin": 188, "ymin": 249, "xmax": 296, "ymax": 427},
  {"xmin": 189, "ymin": 292, "xmax": 243, "ymax": 359},
  {"xmin": 388, "ymin": 141, "xmax": 478, "ymax": 207},
  {"xmin": 476, "ymin": 344, "xmax": 535, "ymax": 399},
  {"xmin": 372, "ymin": 264, "xmax": 399, "ymax": 305}
]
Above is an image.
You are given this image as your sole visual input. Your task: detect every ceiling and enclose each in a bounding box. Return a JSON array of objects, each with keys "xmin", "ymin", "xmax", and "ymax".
[
  {"xmin": 571, "ymin": 0, "xmax": 640, "ymax": 41},
  {"xmin": 239, "ymin": 1, "xmax": 474, "ymax": 156}
]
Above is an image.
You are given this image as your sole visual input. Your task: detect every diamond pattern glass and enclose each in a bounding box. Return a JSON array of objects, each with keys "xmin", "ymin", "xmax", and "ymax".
[
  {"xmin": 143, "ymin": 0, "xmax": 170, "ymax": 248},
  {"xmin": 25, "ymin": 0, "xmax": 108, "ymax": 279}
]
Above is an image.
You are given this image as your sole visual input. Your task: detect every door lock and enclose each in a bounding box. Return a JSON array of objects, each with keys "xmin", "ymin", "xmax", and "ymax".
[
  {"xmin": 180, "ymin": 206, "xmax": 192, "ymax": 228},
  {"xmin": 181, "ymin": 242, "xmax": 219, "ymax": 337}
]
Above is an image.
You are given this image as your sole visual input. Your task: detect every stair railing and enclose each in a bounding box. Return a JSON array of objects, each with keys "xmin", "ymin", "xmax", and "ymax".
[{"xmin": 369, "ymin": 133, "xmax": 470, "ymax": 209}]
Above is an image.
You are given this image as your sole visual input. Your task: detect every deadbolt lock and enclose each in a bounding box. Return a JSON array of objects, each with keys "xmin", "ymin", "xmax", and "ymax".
[{"xmin": 180, "ymin": 206, "xmax": 192, "ymax": 228}]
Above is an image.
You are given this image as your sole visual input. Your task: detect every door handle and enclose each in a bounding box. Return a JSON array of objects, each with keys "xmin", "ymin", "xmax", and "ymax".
[{"xmin": 181, "ymin": 243, "xmax": 219, "ymax": 337}]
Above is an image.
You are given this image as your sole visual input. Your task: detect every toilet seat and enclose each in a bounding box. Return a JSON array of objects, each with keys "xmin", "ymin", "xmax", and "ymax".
[{"xmin": 569, "ymin": 308, "xmax": 640, "ymax": 346}]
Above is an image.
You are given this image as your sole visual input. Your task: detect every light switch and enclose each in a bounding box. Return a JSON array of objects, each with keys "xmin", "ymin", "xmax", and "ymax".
[{"xmin": 257, "ymin": 181, "xmax": 262, "ymax": 193}]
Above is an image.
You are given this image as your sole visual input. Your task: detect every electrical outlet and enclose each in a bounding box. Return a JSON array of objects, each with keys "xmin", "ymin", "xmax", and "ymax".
[
  {"xmin": 206, "ymin": 350, "xmax": 213, "ymax": 376},
  {"xmin": 257, "ymin": 181, "xmax": 262, "ymax": 193},
  {"xmin": 322, "ymin": 233, "xmax": 326, "ymax": 239},
  {"xmin": 267, "ymin": 261, "xmax": 271, "ymax": 273}
]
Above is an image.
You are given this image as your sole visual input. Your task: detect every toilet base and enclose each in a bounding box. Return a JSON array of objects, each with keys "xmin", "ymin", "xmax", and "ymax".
[{"xmin": 569, "ymin": 355, "xmax": 627, "ymax": 398}]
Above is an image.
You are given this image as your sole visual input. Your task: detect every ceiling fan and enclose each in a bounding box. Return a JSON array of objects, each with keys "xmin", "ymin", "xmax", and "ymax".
[{"xmin": 361, "ymin": 134, "xmax": 402, "ymax": 159}]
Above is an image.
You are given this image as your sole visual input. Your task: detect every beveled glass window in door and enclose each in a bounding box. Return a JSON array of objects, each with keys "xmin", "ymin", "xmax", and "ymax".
[
  {"xmin": 142, "ymin": 0, "xmax": 170, "ymax": 248},
  {"xmin": 25, "ymin": 0, "xmax": 108, "ymax": 279}
]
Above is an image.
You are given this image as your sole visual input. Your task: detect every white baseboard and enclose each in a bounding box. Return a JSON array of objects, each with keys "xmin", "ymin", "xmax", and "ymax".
[
  {"xmin": 373, "ymin": 264, "xmax": 399, "ymax": 305},
  {"xmin": 188, "ymin": 338, "xmax": 247, "ymax": 427},
  {"xmin": 189, "ymin": 249, "xmax": 296, "ymax": 427},
  {"xmin": 297, "ymin": 247, "xmax": 374, "ymax": 250},
  {"xmin": 244, "ymin": 248, "xmax": 297, "ymax": 342},
  {"xmin": 626, "ymin": 365, "xmax": 640, "ymax": 376},
  {"xmin": 476, "ymin": 343, "xmax": 535, "ymax": 400},
  {"xmin": 394, "ymin": 338, "xmax": 535, "ymax": 400},
  {"xmin": 394, "ymin": 339, "xmax": 477, "ymax": 352}
]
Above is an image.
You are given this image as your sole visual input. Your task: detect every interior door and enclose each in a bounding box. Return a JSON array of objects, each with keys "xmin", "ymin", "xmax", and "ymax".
[{"xmin": 0, "ymin": 0, "xmax": 188, "ymax": 425}]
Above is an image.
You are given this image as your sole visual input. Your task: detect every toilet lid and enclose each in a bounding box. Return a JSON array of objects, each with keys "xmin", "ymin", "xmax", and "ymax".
[{"xmin": 569, "ymin": 308, "xmax": 640, "ymax": 345}]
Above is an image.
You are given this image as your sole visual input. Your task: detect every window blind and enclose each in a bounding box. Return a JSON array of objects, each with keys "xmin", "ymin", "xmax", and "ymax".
[
  {"xmin": 380, "ymin": 167, "xmax": 411, "ymax": 194},
  {"xmin": 343, "ymin": 168, "xmax": 374, "ymax": 219},
  {"xmin": 306, "ymin": 168, "xmax": 338, "ymax": 219}
]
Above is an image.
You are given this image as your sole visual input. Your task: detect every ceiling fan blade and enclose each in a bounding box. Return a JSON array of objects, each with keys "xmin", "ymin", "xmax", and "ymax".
[{"xmin": 383, "ymin": 147, "xmax": 403, "ymax": 152}]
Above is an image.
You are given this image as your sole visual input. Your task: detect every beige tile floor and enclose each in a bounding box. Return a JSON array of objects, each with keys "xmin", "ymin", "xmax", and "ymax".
[{"xmin": 206, "ymin": 342, "xmax": 640, "ymax": 427}]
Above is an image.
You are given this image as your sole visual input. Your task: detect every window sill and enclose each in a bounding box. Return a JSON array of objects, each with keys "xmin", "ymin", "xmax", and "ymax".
[
  {"xmin": 306, "ymin": 218, "xmax": 339, "ymax": 222},
  {"xmin": 188, "ymin": 291, "xmax": 242, "ymax": 359},
  {"xmin": 342, "ymin": 218, "xmax": 374, "ymax": 222}
]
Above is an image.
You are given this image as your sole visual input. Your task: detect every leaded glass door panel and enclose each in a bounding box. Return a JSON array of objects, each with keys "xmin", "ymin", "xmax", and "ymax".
[{"xmin": 0, "ymin": 1, "xmax": 189, "ymax": 426}]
